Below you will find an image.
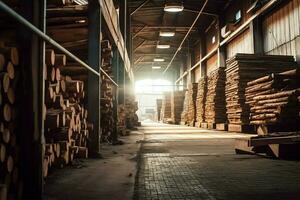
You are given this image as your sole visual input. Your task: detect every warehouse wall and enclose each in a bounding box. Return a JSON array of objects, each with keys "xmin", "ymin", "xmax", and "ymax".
[
  {"xmin": 194, "ymin": 66, "xmax": 201, "ymax": 82},
  {"xmin": 226, "ymin": 28, "xmax": 254, "ymax": 58},
  {"xmin": 206, "ymin": 53, "xmax": 218, "ymax": 74},
  {"xmin": 263, "ymin": 0, "xmax": 300, "ymax": 63},
  {"xmin": 205, "ymin": 20, "xmax": 219, "ymax": 53}
]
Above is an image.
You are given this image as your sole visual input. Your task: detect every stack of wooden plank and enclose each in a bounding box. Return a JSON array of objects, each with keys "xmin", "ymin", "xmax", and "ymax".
[
  {"xmin": 180, "ymin": 90, "xmax": 189, "ymax": 124},
  {"xmin": 205, "ymin": 67, "xmax": 226, "ymax": 125},
  {"xmin": 44, "ymin": 49, "xmax": 91, "ymax": 177},
  {"xmin": 245, "ymin": 69, "xmax": 300, "ymax": 135},
  {"xmin": 171, "ymin": 91, "xmax": 185, "ymax": 124},
  {"xmin": 156, "ymin": 99, "xmax": 162, "ymax": 121},
  {"xmin": 161, "ymin": 92, "xmax": 172, "ymax": 123},
  {"xmin": 196, "ymin": 77, "xmax": 207, "ymax": 126},
  {"xmin": 100, "ymin": 40, "xmax": 116, "ymax": 143},
  {"xmin": 124, "ymin": 93, "xmax": 139, "ymax": 128},
  {"xmin": 186, "ymin": 83, "xmax": 198, "ymax": 126},
  {"xmin": 117, "ymin": 104, "xmax": 126, "ymax": 135},
  {"xmin": 225, "ymin": 54, "xmax": 297, "ymax": 132},
  {"xmin": 180, "ymin": 84, "xmax": 198, "ymax": 126}
]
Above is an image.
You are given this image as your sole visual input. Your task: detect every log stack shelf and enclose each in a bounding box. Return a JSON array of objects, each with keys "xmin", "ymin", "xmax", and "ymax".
[{"xmin": 0, "ymin": 0, "xmax": 136, "ymax": 199}]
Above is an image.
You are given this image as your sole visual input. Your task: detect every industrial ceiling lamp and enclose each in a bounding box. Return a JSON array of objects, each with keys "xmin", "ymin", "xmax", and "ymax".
[
  {"xmin": 159, "ymin": 31, "xmax": 175, "ymax": 37},
  {"xmin": 157, "ymin": 44, "xmax": 171, "ymax": 49},
  {"xmin": 74, "ymin": 0, "xmax": 88, "ymax": 5},
  {"xmin": 152, "ymin": 66, "xmax": 162, "ymax": 69},
  {"xmin": 164, "ymin": 2, "xmax": 184, "ymax": 13},
  {"xmin": 154, "ymin": 58, "xmax": 165, "ymax": 62}
]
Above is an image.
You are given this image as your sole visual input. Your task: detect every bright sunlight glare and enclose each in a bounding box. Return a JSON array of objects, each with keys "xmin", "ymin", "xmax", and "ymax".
[{"xmin": 135, "ymin": 79, "xmax": 173, "ymax": 94}]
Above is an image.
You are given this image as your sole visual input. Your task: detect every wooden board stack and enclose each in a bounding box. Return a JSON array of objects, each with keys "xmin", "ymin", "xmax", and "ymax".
[
  {"xmin": 117, "ymin": 104, "xmax": 126, "ymax": 135},
  {"xmin": 196, "ymin": 77, "xmax": 207, "ymax": 126},
  {"xmin": 171, "ymin": 91, "xmax": 185, "ymax": 124},
  {"xmin": 245, "ymin": 69, "xmax": 300, "ymax": 135},
  {"xmin": 44, "ymin": 49, "xmax": 91, "ymax": 178},
  {"xmin": 124, "ymin": 94, "xmax": 139, "ymax": 128},
  {"xmin": 156, "ymin": 99, "xmax": 162, "ymax": 121},
  {"xmin": 225, "ymin": 54, "xmax": 297, "ymax": 132},
  {"xmin": 180, "ymin": 84, "xmax": 198, "ymax": 126},
  {"xmin": 180, "ymin": 90, "xmax": 189, "ymax": 124},
  {"xmin": 100, "ymin": 40, "xmax": 115, "ymax": 143},
  {"xmin": 0, "ymin": 45, "xmax": 22, "ymax": 199},
  {"xmin": 161, "ymin": 92, "xmax": 172, "ymax": 123},
  {"xmin": 205, "ymin": 68, "xmax": 226, "ymax": 125},
  {"xmin": 187, "ymin": 83, "xmax": 198, "ymax": 126}
]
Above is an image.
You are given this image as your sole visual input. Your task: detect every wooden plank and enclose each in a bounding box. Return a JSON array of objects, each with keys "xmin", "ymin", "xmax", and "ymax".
[
  {"xmin": 235, "ymin": 138, "xmax": 256, "ymax": 154},
  {"xmin": 249, "ymin": 135, "xmax": 300, "ymax": 146}
]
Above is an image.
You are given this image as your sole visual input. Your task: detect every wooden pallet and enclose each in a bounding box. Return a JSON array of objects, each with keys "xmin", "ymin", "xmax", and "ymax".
[
  {"xmin": 228, "ymin": 124, "xmax": 255, "ymax": 133},
  {"xmin": 195, "ymin": 122, "xmax": 201, "ymax": 128},
  {"xmin": 256, "ymin": 124, "xmax": 300, "ymax": 136},
  {"xmin": 235, "ymin": 134, "xmax": 300, "ymax": 159},
  {"xmin": 207, "ymin": 123, "xmax": 216, "ymax": 130},
  {"xmin": 216, "ymin": 123, "xmax": 228, "ymax": 131},
  {"xmin": 200, "ymin": 122, "xmax": 208, "ymax": 129}
]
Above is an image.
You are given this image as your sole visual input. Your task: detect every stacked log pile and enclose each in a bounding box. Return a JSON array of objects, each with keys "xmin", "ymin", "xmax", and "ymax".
[
  {"xmin": 124, "ymin": 94, "xmax": 139, "ymax": 128},
  {"xmin": 117, "ymin": 104, "xmax": 126, "ymax": 135},
  {"xmin": 0, "ymin": 46, "xmax": 23, "ymax": 199},
  {"xmin": 245, "ymin": 69, "xmax": 300, "ymax": 134},
  {"xmin": 156, "ymin": 99, "xmax": 162, "ymax": 121},
  {"xmin": 43, "ymin": 49, "xmax": 91, "ymax": 178},
  {"xmin": 187, "ymin": 83, "xmax": 198, "ymax": 126},
  {"xmin": 171, "ymin": 91, "xmax": 185, "ymax": 124},
  {"xmin": 180, "ymin": 84, "xmax": 198, "ymax": 125},
  {"xmin": 180, "ymin": 90, "xmax": 189, "ymax": 124},
  {"xmin": 161, "ymin": 92, "xmax": 172, "ymax": 123},
  {"xmin": 100, "ymin": 40, "xmax": 115, "ymax": 143},
  {"xmin": 205, "ymin": 68, "xmax": 226, "ymax": 124},
  {"xmin": 225, "ymin": 54, "xmax": 297, "ymax": 127},
  {"xmin": 196, "ymin": 77, "xmax": 207, "ymax": 124}
]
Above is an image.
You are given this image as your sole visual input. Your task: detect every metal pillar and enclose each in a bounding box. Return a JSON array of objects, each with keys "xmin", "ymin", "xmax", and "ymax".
[
  {"xmin": 18, "ymin": 0, "xmax": 45, "ymax": 198},
  {"xmin": 88, "ymin": 0, "xmax": 101, "ymax": 156}
]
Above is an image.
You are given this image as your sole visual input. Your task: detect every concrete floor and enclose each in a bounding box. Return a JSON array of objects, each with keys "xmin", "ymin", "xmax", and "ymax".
[
  {"xmin": 45, "ymin": 122, "xmax": 300, "ymax": 200},
  {"xmin": 44, "ymin": 130, "xmax": 143, "ymax": 200}
]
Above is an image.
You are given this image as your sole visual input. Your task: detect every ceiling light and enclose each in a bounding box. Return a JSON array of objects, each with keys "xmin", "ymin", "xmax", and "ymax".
[
  {"xmin": 159, "ymin": 31, "xmax": 175, "ymax": 37},
  {"xmin": 76, "ymin": 20, "xmax": 86, "ymax": 24},
  {"xmin": 74, "ymin": 0, "xmax": 88, "ymax": 5},
  {"xmin": 164, "ymin": 3, "xmax": 184, "ymax": 13},
  {"xmin": 154, "ymin": 58, "xmax": 165, "ymax": 62},
  {"xmin": 152, "ymin": 66, "xmax": 161, "ymax": 69},
  {"xmin": 157, "ymin": 44, "xmax": 170, "ymax": 49}
]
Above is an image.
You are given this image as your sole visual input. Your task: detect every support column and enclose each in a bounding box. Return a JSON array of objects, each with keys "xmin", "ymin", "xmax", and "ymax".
[
  {"xmin": 88, "ymin": 0, "xmax": 101, "ymax": 156},
  {"xmin": 217, "ymin": 17, "xmax": 226, "ymax": 68},
  {"xmin": 111, "ymin": 47, "xmax": 119, "ymax": 143},
  {"xmin": 251, "ymin": 17, "xmax": 264, "ymax": 54},
  {"xmin": 19, "ymin": 0, "xmax": 45, "ymax": 198},
  {"xmin": 118, "ymin": 57, "xmax": 125, "ymax": 104},
  {"xmin": 199, "ymin": 33, "xmax": 207, "ymax": 77}
]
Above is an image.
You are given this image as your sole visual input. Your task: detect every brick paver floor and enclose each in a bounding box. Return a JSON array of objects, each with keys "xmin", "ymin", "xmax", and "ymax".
[{"xmin": 134, "ymin": 123, "xmax": 300, "ymax": 200}]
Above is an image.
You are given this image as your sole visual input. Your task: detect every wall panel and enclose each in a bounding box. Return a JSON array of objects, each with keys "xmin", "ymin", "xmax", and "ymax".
[
  {"xmin": 263, "ymin": 0, "xmax": 300, "ymax": 62},
  {"xmin": 206, "ymin": 53, "xmax": 218, "ymax": 74},
  {"xmin": 226, "ymin": 28, "xmax": 253, "ymax": 59},
  {"xmin": 193, "ymin": 65, "xmax": 201, "ymax": 82}
]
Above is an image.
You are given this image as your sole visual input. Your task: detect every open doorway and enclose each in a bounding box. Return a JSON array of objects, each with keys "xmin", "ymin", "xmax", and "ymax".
[{"xmin": 135, "ymin": 79, "xmax": 173, "ymax": 122}]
